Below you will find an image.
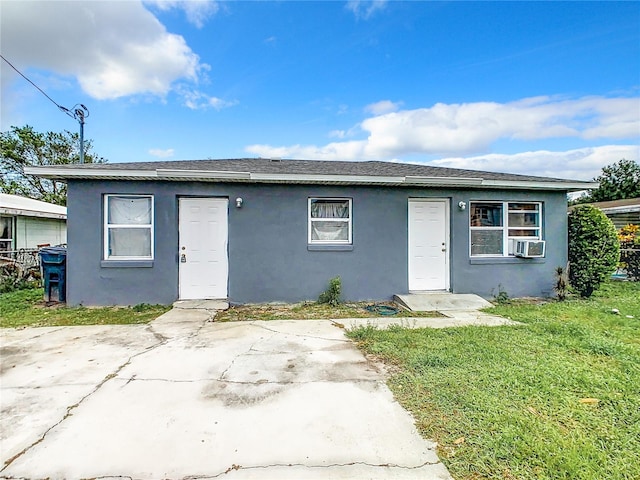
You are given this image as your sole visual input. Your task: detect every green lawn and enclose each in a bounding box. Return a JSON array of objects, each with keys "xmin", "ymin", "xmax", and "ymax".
[
  {"xmin": 348, "ymin": 282, "xmax": 640, "ymax": 480},
  {"xmin": 0, "ymin": 288, "xmax": 171, "ymax": 328}
]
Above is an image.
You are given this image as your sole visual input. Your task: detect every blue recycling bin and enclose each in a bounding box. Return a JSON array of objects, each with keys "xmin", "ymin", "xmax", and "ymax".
[{"xmin": 39, "ymin": 246, "xmax": 67, "ymax": 302}]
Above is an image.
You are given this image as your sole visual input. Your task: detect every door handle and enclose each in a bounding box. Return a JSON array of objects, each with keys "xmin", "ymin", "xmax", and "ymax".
[{"xmin": 180, "ymin": 253, "xmax": 187, "ymax": 263}]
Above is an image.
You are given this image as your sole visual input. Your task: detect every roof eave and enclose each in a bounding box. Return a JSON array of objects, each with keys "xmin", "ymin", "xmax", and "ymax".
[
  {"xmin": 0, "ymin": 207, "xmax": 66, "ymax": 220},
  {"xmin": 23, "ymin": 166, "xmax": 596, "ymax": 191}
]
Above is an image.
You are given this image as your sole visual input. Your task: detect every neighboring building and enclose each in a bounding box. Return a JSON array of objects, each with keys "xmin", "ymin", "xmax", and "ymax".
[
  {"xmin": 583, "ymin": 198, "xmax": 640, "ymax": 229},
  {"xmin": 25, "ymin": 159, "xmax": 595, "ymax": 306},
  {"xmin": 0, "ymin": 193, "xmax": 67, "ymax": 253}
]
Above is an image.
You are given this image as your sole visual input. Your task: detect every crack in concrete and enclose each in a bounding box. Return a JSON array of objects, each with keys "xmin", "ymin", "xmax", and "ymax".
[
  {"xmin": 84, "ymin": 476, "xmax": 135, "ymax": 480},
  {"xmin": 1, "ymin": 335, "xmax": 170, "ymax": 473},
  {"xmin": 188, "ymin": 312, "xmax": 214, "ymax": 338},
  {"xmin": 2, "ymin": 382, "xmax": 100, "ymax": 390},
  {"xmin": 1, "ymin": 458, "xmax": 443, "ymax": 480},
  {"xmin": 249, "ymin": 322, "xmax": 351, "ymax": 343},
  {"xmin": 179, "ymin": 459, "xmax": 443, "ymax": 479},
  {"xmin": 218, "ymin": 331, "xmax": 277, "ymax": 381},
  {"xmin": 0, "ymin": 326, "xmax": 66, "ymax": 346},
  {"xmin": 144, "ymin": 323, "xmax": 168, "ymax": 343}
]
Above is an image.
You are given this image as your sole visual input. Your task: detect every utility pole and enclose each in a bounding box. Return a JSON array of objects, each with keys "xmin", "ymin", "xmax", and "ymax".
[
  {"xmin": 59, "ymin": 104, "xmax": 89, "ymax": 163},
  {"xmin": 0, "ymin": 55, "xmax": 91, "ymax": 163}
]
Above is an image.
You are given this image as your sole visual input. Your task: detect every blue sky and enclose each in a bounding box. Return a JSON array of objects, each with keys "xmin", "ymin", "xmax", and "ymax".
[{"xmin": 1, "ymin": 0, "xmax": 639, "ymax": 180}]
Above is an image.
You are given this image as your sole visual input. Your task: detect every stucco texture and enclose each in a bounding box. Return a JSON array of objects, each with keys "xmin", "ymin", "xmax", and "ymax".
[{"xmin": 66, "ymin": 181, "xmax": 567, "ymax": 306}]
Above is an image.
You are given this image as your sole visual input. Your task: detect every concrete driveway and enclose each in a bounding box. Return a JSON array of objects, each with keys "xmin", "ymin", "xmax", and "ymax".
[{"xmin": 1, "ymin": 306, "xmax": 452, "ymax": 480}]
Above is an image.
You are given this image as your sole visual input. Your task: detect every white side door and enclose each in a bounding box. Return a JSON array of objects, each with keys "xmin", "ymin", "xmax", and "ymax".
[
  {"xmin": 179, "ymin": 198, "xmax": 228, "ymax": 299},
  {"xmin": 408, "ymin": 199, "xmax": 449, "ymax": 291}
]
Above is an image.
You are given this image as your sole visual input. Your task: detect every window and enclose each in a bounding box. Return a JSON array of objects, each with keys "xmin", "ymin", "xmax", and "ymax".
[
  {"xmin": 0, "ymin": 216, "xmax": 13, "ymax": 252},
  {"xmin": 308, "ymin": 198, "xmax": 352, "ymax": 244},
  {"xmin": 470, "ymin": 202, "xmax": 541, "ymax": 256},
  {"xmin": 104, "ymin": 195, "xmax": 153, "ymax": 260}
]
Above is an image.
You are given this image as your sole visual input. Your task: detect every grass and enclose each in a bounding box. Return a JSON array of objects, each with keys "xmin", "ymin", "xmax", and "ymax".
[
  {"xmin": 0, "ymin": 287, "xmax": 171, "ymax": 328},
  {"xmin": 347, "ymin": 281, "xmax": 640, "ymax": 480},
  {"xmin": 214, "ymin": 300, "xmax": 442, "ymax": 322}
]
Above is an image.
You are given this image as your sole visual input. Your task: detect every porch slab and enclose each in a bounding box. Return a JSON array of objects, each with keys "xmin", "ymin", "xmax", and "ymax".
[
  {"xmin": 173, "ymin": 299, "xmax": 230, "ymax": 310},
  {"xmin": 394, "ymin": 293, "xmax": 493, "ymax": 312}
]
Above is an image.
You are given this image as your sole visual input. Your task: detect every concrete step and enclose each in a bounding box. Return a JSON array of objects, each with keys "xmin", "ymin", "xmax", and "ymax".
[{"xmin": 394, "ymin": 293, "xmax": 493, "ymax": 312}]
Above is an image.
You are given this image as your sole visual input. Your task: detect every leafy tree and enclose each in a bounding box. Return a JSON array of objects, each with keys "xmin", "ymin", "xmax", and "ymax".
[
  {"xmin": 588, "ymin": 159, "xmax": 640, "ymax": 202},
  {"xmin": 568, "ymin": 205, "xmax": 620, "ymax": 297},
  {"xmin": 0, "ymin": 125, "xmax": 106, "ymax": 206}
]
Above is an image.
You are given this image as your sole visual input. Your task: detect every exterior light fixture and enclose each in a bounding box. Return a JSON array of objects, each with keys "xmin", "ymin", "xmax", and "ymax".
[
  {"xmin": 236, "ymin": 197, "xmax": 243, "ymax": 208},
  {"xmin": 458, "ymin": 201, "xmax": 467, "ymax": 211}
]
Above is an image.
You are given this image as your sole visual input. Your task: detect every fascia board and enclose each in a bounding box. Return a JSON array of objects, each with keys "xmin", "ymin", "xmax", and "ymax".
[
  {"xmin": 23, "ymin": 165, "xmax": 600, "ymax": 191},
  {"xmin": 599, "ymin": 205, "xmax": 640, "ymax": 214},
  {"xmin": 481, "ymin": 179, "xmax": 599, "ymax": 190},
  {"xmin": 0, "ymin": 207, "xmax": 66, "ymax": 219},
  {"xmin": 24, "ymin": 166, "xmax": 157, "ymax": 179}
]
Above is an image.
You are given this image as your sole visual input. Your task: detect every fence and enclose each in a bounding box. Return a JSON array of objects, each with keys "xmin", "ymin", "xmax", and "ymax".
[{"xmin": 0, "ymin": 248, "xmax": 41, "ymax": 269}]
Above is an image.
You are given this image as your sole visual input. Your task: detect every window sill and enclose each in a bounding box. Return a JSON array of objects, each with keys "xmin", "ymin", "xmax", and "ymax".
[
  {"xmin": 307, "ymin": 244, "xmax": 354, "ymax": 252},
  {"xmin": 101, "ymin": 260, "xmax": 154, "ymax": 268},
  {"xmin": 469, "ymin": 256, "xmax": 545, "ymax": 265}
]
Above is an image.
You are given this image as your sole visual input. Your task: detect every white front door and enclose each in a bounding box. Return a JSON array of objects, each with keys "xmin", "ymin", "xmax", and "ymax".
[
  {"xmin": 179, "ymin": 198, "xmax": 228, "ymax": 299},
  {"xmin": 408, "ymin": 199, "xmax": 449, "ymax": 291}
]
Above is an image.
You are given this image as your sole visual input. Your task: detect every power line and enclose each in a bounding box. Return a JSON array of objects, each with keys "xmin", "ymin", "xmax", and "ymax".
[
  {"xmin": 1, "ymin": 54, "xmax": 78, "ymax": 121},
  {"xmin": 2, "ymin": 54, "xmax": 91, "ymax": 163}
]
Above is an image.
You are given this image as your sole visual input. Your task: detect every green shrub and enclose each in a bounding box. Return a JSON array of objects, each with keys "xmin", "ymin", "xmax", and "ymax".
[
  {"xmin": 568, "ymin": 205, "xmax": 619, "ymax": 297},
  {"xmin": 318, "ymin": 276, "xmax": 342, "ymax": 306},
  {"xmin": 0, "ymin": 263, "xmax": 41, "ymax": 294}
]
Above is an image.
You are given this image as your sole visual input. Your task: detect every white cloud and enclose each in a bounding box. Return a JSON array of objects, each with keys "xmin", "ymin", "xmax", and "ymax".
[
  {"xmin": 177, "ymin": 87, "xmax": 238, "ymax": 110},
  {"xmin": 144, "ymin": 0, "xmax": 219, "ymax": 29},
  {"xmin": 359, "ymin": 96, "xmax": 640, "ymax": 157},
  {"xmin": 431, "ymin": 145, "xmax": 639, "ymax": 181},
  {"xmin": 246, "ymin": 141, "xmax": 368, "ymax": 161},
  {"xmin": 245, "ymin": 142, "xmax": 638, "ymax": 180},
  {"xmin": 364, "ymin": 100, "xmax": 402, "ymax": 115},
  {"xmin": 0, "ymin": 1, "xmax": 208, "ymax": 100},
  {"xmin": 246, "ymin": 95, "xmax": 640, "ymax": 161},
  {"xmin": 149, "ymin": 148, "xmax": 175, "ymax": 158},
  {"xmin": 346, "ymin": 0, "xmax": 387, "ymax": 20}
]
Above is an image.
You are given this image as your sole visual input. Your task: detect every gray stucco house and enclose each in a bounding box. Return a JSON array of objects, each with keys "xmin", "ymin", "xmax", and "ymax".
[{"xmin": 26, "ymin": 158, "xmax": 595, "ymax": 306}]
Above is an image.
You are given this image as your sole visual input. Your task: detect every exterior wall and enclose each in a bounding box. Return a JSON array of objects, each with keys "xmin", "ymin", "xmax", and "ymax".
[
  {"xmin": 66, "ymin": 180, "xmax": 568, "ymax": 306},
  {"xmin": 15, "ymin": 216, "xmax": 67, "ymax": 249}
]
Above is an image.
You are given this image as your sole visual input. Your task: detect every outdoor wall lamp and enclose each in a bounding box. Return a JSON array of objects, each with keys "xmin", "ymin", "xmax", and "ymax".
[
  {"xmin": 458, "ymin": 201, "xmax": 467, "ymax": 211},
  {"xmin": 236, "ymin": 197, "xmax": 243, "ymax": 208}
]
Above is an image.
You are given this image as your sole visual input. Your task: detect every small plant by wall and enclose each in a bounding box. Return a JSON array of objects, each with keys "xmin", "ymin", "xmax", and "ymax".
[
  {"xmin": 554, "ymin": 266, "xmax": 569, "ymax": 301},
  {"xmin": 318, "ymin": 276, "xmax": 342, "ymax": 306},
  {"xmin": 491, "ymin": 284, "xmax": 510, "ymax": 305}
]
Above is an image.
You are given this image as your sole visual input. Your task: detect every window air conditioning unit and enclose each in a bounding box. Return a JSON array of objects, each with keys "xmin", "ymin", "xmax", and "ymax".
[{"xmin": 514, "ymin": 240, "xmax": 545, "ymax": 258}]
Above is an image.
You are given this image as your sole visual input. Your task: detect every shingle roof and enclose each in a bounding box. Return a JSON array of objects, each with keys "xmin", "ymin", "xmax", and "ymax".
[
  {"xmin": 45, "ymin": 158, "xmax": 572, "ymax": 181},
  {"xmin": 25, "ymin": 158, "xmax": 597, "ymax": 190}
]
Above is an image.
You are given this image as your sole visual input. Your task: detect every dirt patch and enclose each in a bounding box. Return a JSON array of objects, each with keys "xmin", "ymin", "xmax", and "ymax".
[{"xmin": 214, "ymin": 301, "xmax": 442, "ymax": 322}]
